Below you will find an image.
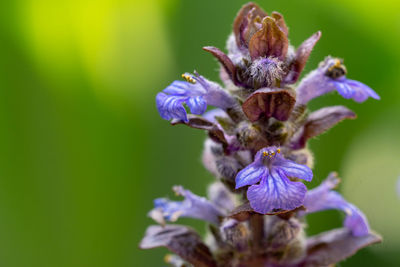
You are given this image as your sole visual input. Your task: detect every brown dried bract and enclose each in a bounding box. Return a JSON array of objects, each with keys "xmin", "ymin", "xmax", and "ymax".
[
  {"xmin": 242, "ymin": 88, "xmax": 296, "ymax": 122},
  {"xmin": 249, "ymin": 16, "xmax": 289, "ymax": 60},
  {"xmin": 233, "ymin": 2, "xmax": 267, "ymax": 49},
  {"xmin": 285, "ymin": 31, "xmax": 321, "ymax": 84},
  {"xmin": 229, "ymin": 202, "xmax": 298, "ymax": 221},
  {"xmin": 203, "ymin": 46, "xmax": 238, "ymax": 86},
  {"xmin": 171, "ymin": 115, "xmax": 228, "ymax": 146},
  {"xmin": 140, "ymin": 225, "xmax": 217, "ymax": 267},
  {"xmin": 290, "ymin": 105, "xmax": 356, "ymax": 149},
  {"xmin": 303, "ymin": 228, "xmax": 382, "ymax": 266}
]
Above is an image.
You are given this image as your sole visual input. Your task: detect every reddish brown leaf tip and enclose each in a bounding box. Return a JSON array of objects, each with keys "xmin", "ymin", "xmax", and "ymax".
[
  {"xmin": 271, "ymin": 11, "xmax": 289, "ymax": 36},
  {"xmin": 285, "ymin": 31, "xmax": 322, "ymax": 84},
  {"xmin": 140, "ymin": 225, "xmax": 217, "ymax": 267},
  {"xmin": 233, "ymin": 2, "xmax": 267, "ymax": 48},
  {"xmin": 171, "ymin": 115, "xmax": 228, "ymax": 146},
  {"xmin": 203, "ymin": 46, "xmax": 237, "ymax": 85},
  {"xmin": 291, "ymin": 105, "xmax": 356, "ymax": 149}
]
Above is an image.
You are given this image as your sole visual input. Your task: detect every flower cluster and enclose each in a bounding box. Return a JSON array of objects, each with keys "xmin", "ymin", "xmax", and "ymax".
[{"xmin": 141, "ymin": 3, "xmax": 381, "ymax": 266}]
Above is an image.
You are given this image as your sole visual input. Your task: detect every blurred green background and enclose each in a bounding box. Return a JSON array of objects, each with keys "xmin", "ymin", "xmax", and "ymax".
[{"xmin": 0, "ymin": 0, "xmax": 399, "ymax": 266}]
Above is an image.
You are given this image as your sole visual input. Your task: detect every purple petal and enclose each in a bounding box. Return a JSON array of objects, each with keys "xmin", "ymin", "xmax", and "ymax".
[
  {"xmin": 346, "ymin": 79, "xmax": 380, "ymax": 102},
  {"xmin": 296, "ymin": 68, "xmax": 334, "ymax": 105},
  {"xmin": 163, "ymin": 80, "xmax": 190, "ymax": 95},
  {"xmin": 304, "ymin": 172, "xmax": 339, "ymax": 210},
  {"xmin": 274, "ymin": 158, "xmax": 313, "ymax": 182},
  {"xmin": 333, "ymin": 78, "xmax": 380, "ymax": 103},
  {"xmin": 153, "ymin": 198, "xmax": 182, "ymax": 222},
  {"xmin": 156, "ymin": 92, "xmax": 188, "ymax": 122},
  {"xmin": 155, "ymin": 92, "xmax": 171, "ymax": 120},
  {"xmin": 156, "ymin": 75, "xmax": 236, "ymax": 122},
  {"xmin": 334, "ymin": 80, "xmax": 355, "ymax": 99},
  {"xmin": 156, "ymin": 79, "xmax": 209, "ymax": 122},
  {"xmin": 247, "ymin": 169, "xmax": 307, "ymax": 214},
  {"xmin": 200, "ymin": 80, "xmax": 237, "ymax": 110},
  {"xmin": 304, "ymin": 183, "xmax": 344, "ymax": 215},
  {"xmin": 150, "ymin": 186, "xmax": 223, "ymax": 225},
  {"xmin": 344, "ymin": 203, "xmax": 370, "ymax": 237},
  {"xmin": 165, "ymin": 96, "xmax": 189, "ymax": 121},
  {"xmin": 187, "ymin": 96, "xmax": 207, "ymax": 114},
  {"xmin": 235, "ymin": 163, "xmax": 267, "ymax": 189},
  {"xmin": 174, "ymin": 186, "xmax": 224, "ymax": 224}
]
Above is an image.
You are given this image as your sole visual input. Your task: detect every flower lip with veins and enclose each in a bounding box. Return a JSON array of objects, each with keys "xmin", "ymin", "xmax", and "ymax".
[{"xmin": 235, "ymin": 146, "xmax": 313, "ymax": 214}]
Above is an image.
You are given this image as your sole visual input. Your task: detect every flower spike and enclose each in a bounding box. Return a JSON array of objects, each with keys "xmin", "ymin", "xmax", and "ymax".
[{"xmin": 144, "ymin": 3, "xmax": 381, "ymax": 265}]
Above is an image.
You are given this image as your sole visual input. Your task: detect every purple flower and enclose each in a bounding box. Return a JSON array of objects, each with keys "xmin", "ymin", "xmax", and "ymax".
[
  {"xmin": 297, "ymin": 57, "xmax": 380, "ymax": 105},
  {"xmin": 303, "ymin": 173, "xmax": 370, "ymax": 237},
  {"xmin": 156, "ymin": 73, "xmax": 236, "ymax": 122},
  {"xmin": 235, "ymin": 147, "xmax": 313, "ymax": 214},
  {"xmin": 149, "ymin": 186, "xmax": 223, "ymax": 225}
]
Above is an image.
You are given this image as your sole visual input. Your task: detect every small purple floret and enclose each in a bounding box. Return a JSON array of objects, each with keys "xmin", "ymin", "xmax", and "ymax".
[
  {"xmin": 156, "ymin": 80, "xmax": 207, "ymax": 122},
  {"xmin": 303, "ymin": 173, "xmax": 370, "ymax": 237},
  {"xmin": 156, "ymin": 74, "xmax": 236, "ymax": 122},
  {"xmin": 149, "ymin": 186, "xmax": 223, "ymax": 225},
  {"xmin": 235, "ymin": 147, "xmax": 313, "ymax": 214},
  {"xmin": 297, "ymin": 57, "xmax": 380, "ymax": 105}
]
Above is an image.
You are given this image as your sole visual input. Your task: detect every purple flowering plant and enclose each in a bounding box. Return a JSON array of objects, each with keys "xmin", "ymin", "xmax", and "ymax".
[{"xmin": 141, "ymin": 3, "xmax": 381, "ymax": 266}]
